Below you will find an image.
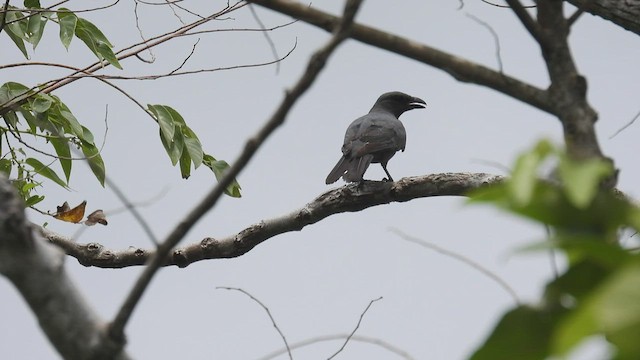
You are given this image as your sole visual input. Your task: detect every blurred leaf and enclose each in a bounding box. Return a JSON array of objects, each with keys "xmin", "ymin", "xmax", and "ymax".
[
  {"xmin": 558, "ymin": 156, "xmax": 614, "ymax": 209},
  {"xmin": 50, "ymin": 136, "xmax": 72, "ymax": 181},
  {"xmin": 470, "ymin": 305, "xmax": 557, "ymax": 360},
  {"xmin": 53, "ymin": 200, "xmax": 86, "ymax": 223},
  {"xmin": 0, "ymin": 159, "xmax": 11, "ymax": 177},
  {"xmin": 57, "ymin": 9, "xmax": 77, "ymax": 50},
  {"xmin": 203, "ymin": 155, "xmax": 241, "ymax": 198},
  {"xmin": 25, "ymin": 157, "xmax": 68, "ymax": 188},
  {"xmin": 25, "ymin": 194, "xmax": 45, "ymax": 206},
  {"xmin": 179, "ymin": 150, "xmax": 191, "ymax": 179},
  {"xmin": 81, "ymin": 142, "xmax": 105, "ymax": 187},
  {"xmin": 509, "ymin": 139, "xmax": 553, "ymax": 206},
  {"xmin": 24, "ymin": 0, "xmax": 41, "ymax": 7},
  {"xmin": 74, "ymin": 18, "xmax": 122, "ymax": 69},
  {"xmin": 554, "ymin": 261, "xmax": 640, "ymax": 358},
  {"xmin": 3, "ymin": 111, "xmax": 19, "ymax": 128}
]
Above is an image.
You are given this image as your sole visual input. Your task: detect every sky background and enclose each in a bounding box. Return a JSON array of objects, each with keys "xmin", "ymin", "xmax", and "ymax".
[{"xmin": 2, "ymin": 1, "xmax": 640, "ymax": 359}]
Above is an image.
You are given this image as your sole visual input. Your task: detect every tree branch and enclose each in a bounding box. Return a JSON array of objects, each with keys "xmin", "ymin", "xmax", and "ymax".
[
  {"xmin": 0, "ymin": 176, "xmax": 131, "ymax": 360},
  {"xmin": 565, "ymin": 0, "xmax": 640, "ymax": 35},
  {"xmin": 43, "ymin": 173, "xmax": 505, "ymax": 269},
  {"xmin": 504, "ymin": 0, "xmax": 543, "ymax": 43},
  {"xmin": 249, "ymin": 0, "xmax": 552, "ymax": 114},
  {"xmin": 104, "ymin": 0, "xmax": 364, "ymax": 352}
]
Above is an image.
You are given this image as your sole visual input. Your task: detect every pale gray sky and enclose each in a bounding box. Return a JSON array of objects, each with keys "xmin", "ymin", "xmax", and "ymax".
[{"xmin": 2, "ymin": 1, "xmax": 639, "ymax": 359}]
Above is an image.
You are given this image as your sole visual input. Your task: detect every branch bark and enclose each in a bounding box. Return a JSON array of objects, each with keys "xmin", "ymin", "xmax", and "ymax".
[
  {"xmin": 0, "ymin": 176, "xmax": 130, "ymax": 360},
  {"xmin": 249, "ymin": 0, "xmax": 553, "ymax": 114},
  {"xmin": 565, "ymin": 0, "xmax": 640, "ymax": 36},
  {"xmin": 44, "ymin": 173, "xmax": 504, "ymax": 269}
]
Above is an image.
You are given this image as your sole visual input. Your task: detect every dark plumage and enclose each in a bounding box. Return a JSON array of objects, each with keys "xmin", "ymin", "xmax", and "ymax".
[{"xmin": 325, "ymin": 91, "xmax": 426, "ymax": 184}]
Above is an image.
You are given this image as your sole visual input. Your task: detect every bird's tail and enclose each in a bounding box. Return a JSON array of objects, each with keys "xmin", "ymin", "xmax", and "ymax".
[
  {"xmin": 326, "ymin": 155, "xmax": 374, "ymax": 184},
  {"xmin": 343, "ymin": 154, "xmax": 373, "ymax": 182},
  {"xmin": 326, "ymin": 156, "xmax": 349, "ymax": 184}
]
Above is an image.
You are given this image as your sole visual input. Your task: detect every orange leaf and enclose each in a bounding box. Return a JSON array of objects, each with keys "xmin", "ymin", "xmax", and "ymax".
[
  {"xmin": 85, "ymin": 209, "xmax": 108, "ymax": 226},
  {"xmin": 54, "ymin": 200, "xmax": 87, "ymax": 223}
]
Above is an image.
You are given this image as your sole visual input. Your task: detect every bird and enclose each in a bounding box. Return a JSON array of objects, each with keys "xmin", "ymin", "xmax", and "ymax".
[{"xmin": 325, "ymin": 91, "xmax": 426, "ymax": 184}]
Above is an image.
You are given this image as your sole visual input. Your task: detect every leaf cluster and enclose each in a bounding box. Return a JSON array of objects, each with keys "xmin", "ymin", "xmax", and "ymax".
[{"xmin": 470, "ymin": 140, "xmax": 640, "ymax": 360}]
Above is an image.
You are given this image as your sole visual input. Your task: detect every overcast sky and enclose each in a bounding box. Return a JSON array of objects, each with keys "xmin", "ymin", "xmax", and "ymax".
[{"xmin": 2, "ymin": 1, "xmax": 640, "ymax": 359}]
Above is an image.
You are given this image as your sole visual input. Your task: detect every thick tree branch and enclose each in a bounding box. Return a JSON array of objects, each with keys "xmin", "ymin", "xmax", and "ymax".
[
  {"xmin": 0, "ymin": 176, "xmax": 131, "ymax": 360},
  {"xmin": 565, "ymin": 0, "xmax": 640, "ymax": 36},
  {"xmin": 249, "ymin": 0, "xmax": 553, "ymax": 114},
  {"xmin": 536, "ymin": 0, "xmax": 604, "ymax": 162},
  {"xmin": 44, "ymin": 173, "xmax": 504, "ymax": 269},
  {"xmin": 504, "ymin": 0, "xmax": 543, "ymax": 42},
  {"xmin": 104, "ymin": 0, "xmax": 364, "ymax": 351}
]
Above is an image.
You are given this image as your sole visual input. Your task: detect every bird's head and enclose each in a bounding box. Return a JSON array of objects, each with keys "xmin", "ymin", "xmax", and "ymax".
[{"xmin": 371, "ymin": 91, "xmax": 426, "ymax": 118}]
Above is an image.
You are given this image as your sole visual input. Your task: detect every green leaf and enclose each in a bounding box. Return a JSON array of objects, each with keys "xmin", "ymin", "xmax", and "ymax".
[
  {"xmin": 148, "ymin": 104, "xmax": 177, "ymax": 144},
  {"xmin": 554, "ymin": 262, "xmax": 640, "ymax": 358},
  {"xmin": 3, "ymin": 111, "xmax": 20, "ymax": 128},
  {"xmin": 470, "ymin": 305, "xmax": 556, "ymax": 360},
  {"xmin": 25, "ymin": 194, "xmax": 45, "ymax": 206},
  {"xmin": 74, "ymin": 18, "xmax": 122, "ymax": 69},
  {"xmin": 26, "ymin": 12, "xmax": 47, "ymax": 47},
  {"xmin": 160, "ymin": 127, "xmax": 184, "ymax": 166},
  {"xmin": 558, "ymin": 156, "xmax": 614, "ymax": 209},
  {"xmin": 4, "ymin": 7, "xmax": 29, "ymax": 57},
  {"xmin": 0, "ymin": 159, "xmax": 11, "ymax": 177},
  {"xmin": 183, "ymin": 136, "xmax": 203, "ymax": 169},
  {"xmin": 57, "ymin": 9, "xmax": 77, "ymax": 50},
  {"xmin": 509, "ymin": 139, "xmax": 553, "ymax": 206},
  {"xmin": 24, "ymin": 0, "xmax": 42, "ymax": 8},
  {"xmin": 25, "ymin": 157, "xmax": 68, "ymax": 188},
  {"xmin": 50, "ymin": 136, "xmax": 72, "ymax": 181},
  {"xmin": 54, "ymin": 102, "xmax": 84, "ymax": 138},
  {"xmin": 81, "ymin": 142, "xmax": 105, "ymax": 187},
  {"xmin": 31, "ymin": 95, "xmax": 53, "ymax": 113},
  {"xmin": 179, "ymin": 150, "xmax": 191, "ymax": 179},
  {"xmin": 0, "ymin": 82, "xmax": 31, "ymax": 107},
  {"xmin": 203, "ymin": 155, "xmax": 242, "ymax": 198}
]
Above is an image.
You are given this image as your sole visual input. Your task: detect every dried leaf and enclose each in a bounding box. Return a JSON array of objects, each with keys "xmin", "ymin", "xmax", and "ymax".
[
  {"xmin": 84, "ymin": 209, "xmax": 107, "ymax": 226},
  {"xmin": 53, "ymin": 200, "xmax": 86, "ymax": 223}
]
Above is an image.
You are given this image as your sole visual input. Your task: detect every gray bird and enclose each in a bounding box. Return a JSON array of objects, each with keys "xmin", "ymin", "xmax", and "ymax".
[{"xmin": 325, "ymin": 91, "xmax": 426, "ymax": 184}]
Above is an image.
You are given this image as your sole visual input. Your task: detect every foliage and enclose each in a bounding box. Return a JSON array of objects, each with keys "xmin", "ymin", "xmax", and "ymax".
[
  {"xmin": 0, "ymin": 2, "xmax": 240, "ymax": 207},
  {"xmin": 469, "ymin": 140, "xmax": 640, "ymax": 360}
]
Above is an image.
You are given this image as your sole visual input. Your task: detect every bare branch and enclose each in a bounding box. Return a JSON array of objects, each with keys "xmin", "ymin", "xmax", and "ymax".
[
  {"xmin": 504, "ymin": 0, "xmax": 543, "ymax": 42},
  {"xmin": 465, "ymin": 13, "xmax": 504, "ymax": 73},
  {"xmin": 44, "ymin": 173, "xmax": 506, "ymax": 268},
  {"xmin": 389, "ymin": 228, "xmax": 521, "ymax": 304},
  {"xmin": 609, "ymin": 108, "xmax": 640, "ymax": 139},
  {"xmin": 327, "ymin": 297, "xmax": 383, "ymax": 359},
  {"xmin": 217, "ymin": 287, "xmax": 293, "ymax": 360},
  {"xmin": 257, "ymin": 334, "xmax": 415, "ymax": 360},
  {"xmin": 249, "ymin": 0, "xmax": 553, "ymax": 114},
  {"xmin": 0, "ymin": 177, "xmax": 131, "ymax": 359},
  {"xmin": 104, "ymin": 0, "xmax": 364, "ymax": 350},
  {"xmin": 565, "ymin": 0, "xmax": 640, "ymax": 36},
  {"xmin": 248, "ymin": 4, "xmax": 282, "ymax": 74}
]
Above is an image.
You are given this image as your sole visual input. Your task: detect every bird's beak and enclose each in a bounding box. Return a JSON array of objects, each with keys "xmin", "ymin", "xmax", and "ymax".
[{"xmin": 409, "ymin": 97, "xmax": 427, "ymax": 110}]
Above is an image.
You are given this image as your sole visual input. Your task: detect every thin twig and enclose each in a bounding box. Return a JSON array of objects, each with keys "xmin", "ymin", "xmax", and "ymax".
[
  {"xmin": 567, "ymin": 8, "xmax": 584, "ymax": 26},
  {"xmin": 106, "ymin": 0, "xmax": 363, "ymax": 348},
  {"xmin": 390, "ymin": 228, "xmax": 521, "ymax": 304},
  {"xmin": 609, "ymin": 109, "xmax": 640, "ymax": 139},
  {"xmin": 465, "ymin": 13, "xmax": 504, "ymax": 73},
  {"xmin": 217, "ymin": 287, "xmax": 293, "ymax": 360},
  {"xmin": 257, "ymin": 334, "xmax": 415, "ymax": 360},
  {"xmin": 327, "ymin": 297, "xmax": 383, "ymax": 360},
  {"xmin": 248, "ymin": 4, "xmax": 282, "ymax": 74}
]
